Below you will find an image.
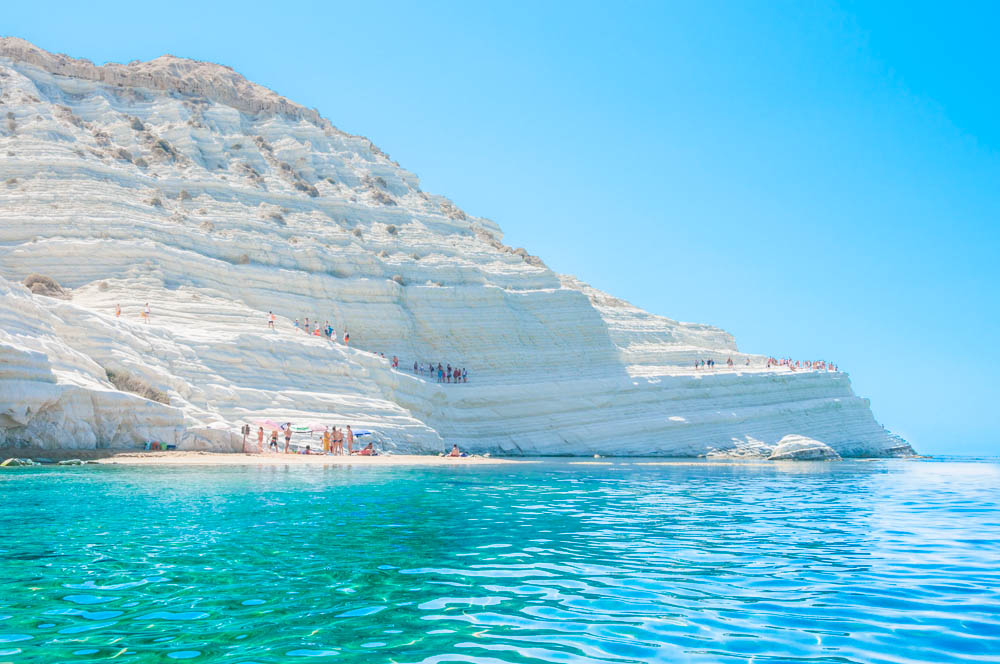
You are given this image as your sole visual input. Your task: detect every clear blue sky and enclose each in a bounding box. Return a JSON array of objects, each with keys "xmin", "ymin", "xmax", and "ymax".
[{"xmin": 7, "ymin": 1, "xmax": 998, "ymax": 455}]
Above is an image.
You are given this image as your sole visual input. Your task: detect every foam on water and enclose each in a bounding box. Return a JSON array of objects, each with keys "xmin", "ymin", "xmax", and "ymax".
[{"xmin": 0, "ymin": 458, "xmax": 997, "ymax": 663}]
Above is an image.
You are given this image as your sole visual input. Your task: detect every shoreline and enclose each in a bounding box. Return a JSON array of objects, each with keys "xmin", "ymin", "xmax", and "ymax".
[
  {"xmin": 1, "ymin": 448, "xmax": 931, "ymax": 467},
  {"xmin": 0, "ymin": 449, "xmax": 522, "ymax": 466}
]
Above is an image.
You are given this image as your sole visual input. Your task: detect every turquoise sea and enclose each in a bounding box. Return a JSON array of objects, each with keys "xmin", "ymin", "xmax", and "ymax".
[{"xmin": 1, "ymin": 458, "xmax": 998, "ymax": 663}]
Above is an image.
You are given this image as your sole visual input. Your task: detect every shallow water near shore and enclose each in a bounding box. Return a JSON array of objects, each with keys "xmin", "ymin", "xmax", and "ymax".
[{"xmin": 1, "ymin": 458, "xmax": 998, "ymax": 663}]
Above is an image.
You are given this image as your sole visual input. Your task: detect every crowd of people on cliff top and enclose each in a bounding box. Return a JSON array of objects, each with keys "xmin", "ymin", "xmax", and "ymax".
[{"xmin": 694, "ymin": 356, "xmax": 838, "ymax": 372}]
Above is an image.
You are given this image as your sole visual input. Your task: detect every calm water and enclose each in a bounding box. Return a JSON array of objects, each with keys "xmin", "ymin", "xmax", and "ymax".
[{"xmin": 1, "ymin": 458, "xmax": 998, "ymax": 663}]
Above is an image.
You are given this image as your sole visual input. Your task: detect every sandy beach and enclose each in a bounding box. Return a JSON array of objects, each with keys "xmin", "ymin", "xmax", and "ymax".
[{"xmin": 1, "ymin": 448, "xmax": 523, "ymax": 466}]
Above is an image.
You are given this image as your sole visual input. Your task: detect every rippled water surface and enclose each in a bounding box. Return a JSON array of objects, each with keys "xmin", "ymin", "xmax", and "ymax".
[{"xmin": 1, "ymin": 458, "xmax": 998, "ymax": 663}]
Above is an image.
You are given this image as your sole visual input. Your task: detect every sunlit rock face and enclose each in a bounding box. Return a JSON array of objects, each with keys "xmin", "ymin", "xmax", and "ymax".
[
  {"xmin": 768, "ymin": 435, "xmax": 843, "ymax": 461},
  {"xmin": 0, "ymin": 38, "xmax": 914, "ymax": 456}
]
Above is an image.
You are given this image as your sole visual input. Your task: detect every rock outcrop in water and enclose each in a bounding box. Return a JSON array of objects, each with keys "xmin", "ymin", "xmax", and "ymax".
[
  {"xmin": 0, "ymin": 38, "xmax": 915, "ymax": 457},
  {"xmin": 768, "ymin": 435, "xmax": 843, "ymax": 461}
]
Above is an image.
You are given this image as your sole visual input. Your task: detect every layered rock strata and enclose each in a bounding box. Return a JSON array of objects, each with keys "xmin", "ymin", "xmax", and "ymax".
[{"xmin": 0, "ymin": 38, "xmax": 913, "ymax": 457}]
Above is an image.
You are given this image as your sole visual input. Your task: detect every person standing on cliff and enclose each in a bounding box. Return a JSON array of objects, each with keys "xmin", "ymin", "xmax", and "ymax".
[
  {"xmin": 115, "ymin": 303, "xmax": 121, "ymax": 319},
  {"xmin": 268, "ymin": 311, "xmax": 275, "ymax": 329}
]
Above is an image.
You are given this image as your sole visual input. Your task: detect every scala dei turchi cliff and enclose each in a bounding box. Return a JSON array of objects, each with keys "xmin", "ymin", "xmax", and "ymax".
[{"xmin": 0, "ymin": 37, "xmax": 914, "ymax": 457}]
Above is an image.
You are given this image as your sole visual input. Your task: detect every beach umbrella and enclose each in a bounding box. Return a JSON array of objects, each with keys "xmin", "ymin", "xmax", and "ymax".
[
  {"xmin": 254, "ymin": 418, "xmax": 282, "ymax": 430},
  {"xmin": 353, "ymin": 430, "xmax": 373, "ymax": 437},
  {"xmin": 305, "ymin": 423, "xmax": 329, "ymax": 432}
]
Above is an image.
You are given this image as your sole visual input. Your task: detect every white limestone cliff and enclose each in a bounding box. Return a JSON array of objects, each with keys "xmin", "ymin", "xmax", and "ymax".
[{"xmin": 0, "ymin": 38, "xmax": 914, "ymax": 457}]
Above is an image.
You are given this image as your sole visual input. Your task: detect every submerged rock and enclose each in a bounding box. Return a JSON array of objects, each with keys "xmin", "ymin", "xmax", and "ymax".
[
  {"xmin": 57, "ymin": 458, "xmax": 84, "ymax": 465},
  {"xmin": 768, "ymin": 435, "xmax": 842, "ymax": 461}
]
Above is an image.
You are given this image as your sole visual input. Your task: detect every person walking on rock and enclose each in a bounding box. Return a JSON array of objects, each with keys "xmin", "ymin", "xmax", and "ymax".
[{"xmin": 268, "ymin": 311, "xmax": 275, "ymax": 329}]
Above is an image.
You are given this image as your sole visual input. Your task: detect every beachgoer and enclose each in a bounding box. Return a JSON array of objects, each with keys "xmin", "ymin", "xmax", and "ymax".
[
  {"xmin": 313, "ymin": 325, "xmax": 320, "ymax": 336},
  {"xmin": 333, "ymin": 426, "xmax": 344, "ymax": 455},
  {"xmin": 257, "ymin": 427, "xmax": 264, "ymax": 453},
  {"xmin": 359, "ymin": 442, "xmax": 375, "ymax": 456},
  {"xmin": 344, "ymin": 331, "xmax": 350, "ymax": 345},
  {"xmin": 268, "ymin": 311, "xmax": 275, "ymax": 329},
  {"xmin": 449, "ymin": 444, "xmax": 461, "ymax": 457},
  {"xmin": 413, "ymin": 361, "xmax": 418, "ymax": 373},
  {"xmin": 294, "ymin": 319, "xmax": 300, "ymax": 331},
  {"xmin": 269, "ymin": 430, "xmax": 279, "ymax": 452},
  {"xmin": 284, "ymin": 426, "xmax": 292, "ymax": 454},
  {"xmin": 144, "ymin": 302, "xmax": 150, "ymax": 322},
  {"xmin": 322, "ymin": 428, "xmax": 331, "ymax": 454},
  {"xmin": 115, "ymin": 303, "xmax": 121, "ymax": 318},
  {"xmin": 462, "ymin": 368, "xmax": 467, "ymax": 383},
  {"xmin": 346, "ymin": 425, "xmax": 355, "ymax": 454},
  {"xmin": 304, "ymin": 445, "xmax": 312, "ymax": 455}
]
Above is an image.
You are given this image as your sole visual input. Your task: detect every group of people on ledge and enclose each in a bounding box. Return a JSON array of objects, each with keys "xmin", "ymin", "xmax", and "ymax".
[
  {"xmin": 284, "ymin": 314, "xmax": 352, "ymax": 346},
  {"xmin": 268, "ymin": 312, "xmax": 471, "ymax": 384},
  {"xmin": 414, "ymin": 362, "xmax": 468, "ymax": 383},
  {"xmin": 691, "ymin": 356, "xmax": 840, "ymax": 372},
  {"xmin": 766, "ymin": 357, "xmax": 838, "ymax": 372}
]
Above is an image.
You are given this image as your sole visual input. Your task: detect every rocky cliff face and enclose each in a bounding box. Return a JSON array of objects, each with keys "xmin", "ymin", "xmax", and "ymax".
[{"xmin": 0, "ymin": 38, "xmax": 913, "ymax": 457}]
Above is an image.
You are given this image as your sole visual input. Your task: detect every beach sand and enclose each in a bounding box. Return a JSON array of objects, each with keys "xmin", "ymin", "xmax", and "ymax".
[{"xmin": 1, "ymin": 448, "xmax": 522, "ymax": 466}]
